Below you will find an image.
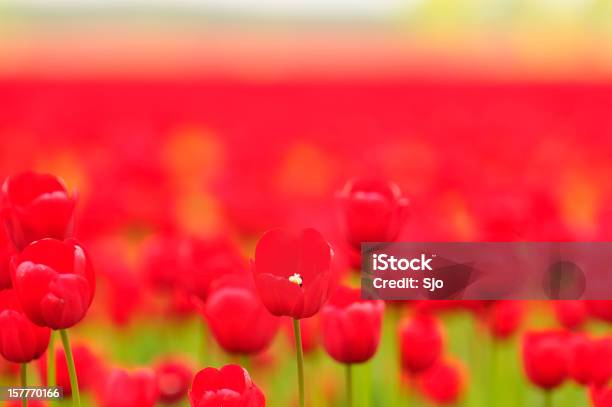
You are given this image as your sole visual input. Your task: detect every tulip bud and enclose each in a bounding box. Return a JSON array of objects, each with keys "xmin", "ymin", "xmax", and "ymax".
[
  {"xmin": 1, "ymin": 172, "xmax": 76, "ymax": 250},
  {"xmin": 321, "ymin": 286, "xmax": 384, "ymax": 364},
  {"xmin": 0, "ymin": 289, "xmax": 50, "ymax": 363},
  {"xmin": 10, "ymin": 238, "xmax": 95, "ymax": 330},
  {"xmin": 189, "ymin": 364, "xmax": 265, "ymax": 407},
  {"xmin": 522, "ymin": 331, "xmax": 570, "ymax": 390},
  {"xmin": 399, "ymin": 314, "xmax": 444, "ymax": 375},
  {"xmin": 487, "ymin": 300, "xmax": 523, "ymax": 340},
  {"xmin": 554, "ymin": 301, "xmax": 588, "ymax": 331},
  {"xmin": 154, "ymin": 359, "xmax": 193, "ymax": 404},
  {"xmin": 203, "ymin": 276, "xmax": 280, "ymax": 355},
  {"xmin": 420, "ymin": 359, "xmax": 467, "ymax": 405},
  {"xmin": 337, "ymin": 178, "xmax": 409, "ymax": 251},
  {"xmin": 100, "ymin": 368, "xmax": 159, "ymax": 407}
]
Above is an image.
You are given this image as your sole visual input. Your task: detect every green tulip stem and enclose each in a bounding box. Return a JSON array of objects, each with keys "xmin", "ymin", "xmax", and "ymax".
[
  {"xmin": 544, "ymin": 391, "xmax": 552, "ymax": 407},
  {"xmin": 60, "ymin": 329, "xmax": 80, "ymax": 407},
  {"xmin": 292, "ymin": 319, "xmax": 305, "ymax": 407},
  {"xmin": 346, "ymin": 364, "xmax": 353, "ymax": 407},
  {"xmin": 20, "ymin": 363, "xmax": 27, "ymax": 407},
  {"xmin": 48, "ymin": 331, "xmax": 56, "ymax": 388}
]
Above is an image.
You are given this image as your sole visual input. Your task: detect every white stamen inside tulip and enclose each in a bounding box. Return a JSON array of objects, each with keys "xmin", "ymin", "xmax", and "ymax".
[{"xmin": 289, "ymin": 273, "xmax": 303, "ymax": 287}]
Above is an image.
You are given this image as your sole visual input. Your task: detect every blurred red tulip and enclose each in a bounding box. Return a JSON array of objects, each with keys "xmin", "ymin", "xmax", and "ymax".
[
  {"xmin": 142, "ymin": 234, "xmax": 247, "ymax": 303},
  {"xmin": 569, "ymin": 334, "xmax": 612, "ymax": 387},
  {"xmin": 252, "ymin": 228, "xmax": 334, "ymax": 319},
  {"xmin": 0, "ymin": 229, "xmax": 13, "ymax": 289},
  {"xmin": 587, "ymin": 301, "xmax": 612, "ymax": 323},
  {"xmin": 38, "ymin": 343, "xmax": 104, "ymax": 396},
  {"xmin": 591, "ymin": 385, "xmax": 612, "ymax": 407},
  {"xmin": 0, "ymin": 289, "xmax": 50, "ymax": 363},
  {"xmin": 337, "ymin": 178, "xmax": 408, "ymax": 250},
  {"xmin": 189, "ymin": 364, "xmax": 265, "ymax": 407},
  {"xmin": 399, "ymin": 314, "xmax": 444, "ymax": 375},
  {"xmin": 555, "ymin": 301, "xmax": 588, "ymax": 331},
  {"xmin": 203, "ymin": 276, "xmax": 280, "ymax": 355},
  {"xmin": 10, "ymin": 238, "xmax": 95, "ymax": 329},
  {"xmin": 487, "ymin": 300, "xmax": 523, "ymax": 340},
  {"xmin": 321, "ymin": 286, "xmax": 384, "ymax": 364},
  {"xmin": 522, "ymin": 331, "xmax": 570, "ymax": 390},
  {"xmin": 155, "ymin": 359, "xmax": 193, "ymax": 404},
  {"xmin": 100, "ymin": 368, "xmax": 159, "ymax": 407},
  {"xmin": 420, "ymin": 359, "xmax": 466, "ymax": 405},
  {"xmin": 1, "ymin": 172, "xmax": 76, "ymax": 250}
]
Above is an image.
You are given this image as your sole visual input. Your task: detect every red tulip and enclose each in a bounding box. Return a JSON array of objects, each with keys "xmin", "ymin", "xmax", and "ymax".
[
  {"xmin": 487, "ymin": 300, "xmax": 523, "ymax": 340},
  {"xmin": 337, "ymin": 178, "xmax": 408, "ymax": 250},
  {"xmin": 203, "ymin": 276, "xmax": 280, "ymax": 355},
  {"xmin": 399, "ymin": 314, "xmax": 444, "ymax": 375},
  {"xmin": 252, "ymin": 228, "xmax": 334, "ymax": 319},
  {"xmin": 100, "ymin": 368, "xmax": 159, "ymax": 407},
  {"xmin": 555, "ymin": 301, "xmax": 587, "ymax": 331},
  {"xmin": 591, "ymin": 386, "xmax": 612, "ymax": 407},
  {"xmin": 1, "ymin": 172, "xmax": 76, "ymax": 250},
  {"xmin": 38, "ymin": 343, "xmax": 104, "ymax": 396},
  {"xmin": 155, "ymin": 359, "xmax": 193, "ymax": 404},
  {"xmin": 0, "ymin": 289, "xmax": 50, "ymax": 363},
  {"xmin": 420, "ymin": 359, "xmax": 466, "ymax": 405},
  {"xmin": 587, "ymin": 301, "xmax": 612, "ymax": 323},
  {"xmin": 189, "ymin": 364, "xmax": 265, "ymax": 407},
  {"xmin": 10, "ymin": 238, "xmax": 95, "ymax": 330},
  {"xmin": 0, "ymin": 229, "xmax": 13, "ymax": 289},
  {"xmin": 142, "ymin": 234, "xmax": 246, "ymax": 302},
  {"xmin": 321, "ymin": 286, "xmax": 384, "ymax": 364},
  {"xmin": 569, "ymin": 334, "xmax": 612, "ymax": 387},
  {"xmin": 522, "ymin": 331, "xmax": 570, "ymax": 390}
]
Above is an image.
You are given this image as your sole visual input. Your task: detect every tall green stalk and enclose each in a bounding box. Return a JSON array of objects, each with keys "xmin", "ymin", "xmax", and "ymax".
[
  {"xmin": 60, "ymin": 329, "xmax": 80, "ymax": 407},
  {"xmin": 48, "ymin": 331, "xmax": 56, "ymax": 387},
  {"xmin": 346, "ymin": 364, "xmax": 353, "ymax": 407},
  {"xmin": 20, "ymin": 363, "xmax": 27, "ymax": 407},
  {"xmin": 292, "ymin": 319, "xmax": 305, "ymax": 407},
  {"xmin": 544, "ymin": 391, "xmax": 552, "ymax": 407}
]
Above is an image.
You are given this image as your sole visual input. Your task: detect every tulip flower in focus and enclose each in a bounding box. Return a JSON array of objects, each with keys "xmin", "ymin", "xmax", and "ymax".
[
  {"xmin": 522, "ymin": 331, "xmax": 570, "ymax": 390},
  {"xmin": 0, "ymin": 289, "xmax": 50, "ymax": 363},
  {"xmin": 0, "ymin": 230, "xmax": 13, "ymax": 289},
  {"xmin": 399, "ymin": 314, "xmax": 445, "ymax": 375},
  {"xmin": 38, "ymin": 344, "xmax": 104, "ymax": 396},
  {"xmin": 487, "ymin": 301, "xmax": 523, "ymax": 340},
  {"xmin": 337, "ymin": 178, "xmax": 409, "ymax": 251},
  {"xmin": 420, "ymin": 359, "xmax": 466, "ymax": 405},
  {"xmin": 252, "ymin": 228, "xmax": 334, "ymax": 319},
  {"xmin": 100, "ymin": 367, "xmax": 159, "ymax": 407},
  {"xmin": 10, "ymin": 238, "xmax": 95, "ymax": 330},
  {"xmin": 203, "ymin": 275, "xmax": 280, "ymax": 355},
  {"xmin": 321, "ymin": 286, "xmax": 384, "ymax": 364},
  {"xmin": 1, "ymin": 172, "xmax": 76, "ymax": 250},
  {"xmin": 188, "ymin": 364, "xmax": 265, "ymax": 407},
  {"xmin": 154, "ymin": 359, "xmax": 193, "ymax": 404}
]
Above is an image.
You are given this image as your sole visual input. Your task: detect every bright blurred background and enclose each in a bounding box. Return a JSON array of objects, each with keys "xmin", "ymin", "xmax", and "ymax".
[{"xmin": 1, "ymin": 1, "xmax": 612, "ymax": 406}]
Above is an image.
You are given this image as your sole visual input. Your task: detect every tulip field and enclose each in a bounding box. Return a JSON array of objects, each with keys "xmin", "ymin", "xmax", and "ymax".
[{"xmin": 1, "ymin": 39, "xmax": 612, "ymax": 407}]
